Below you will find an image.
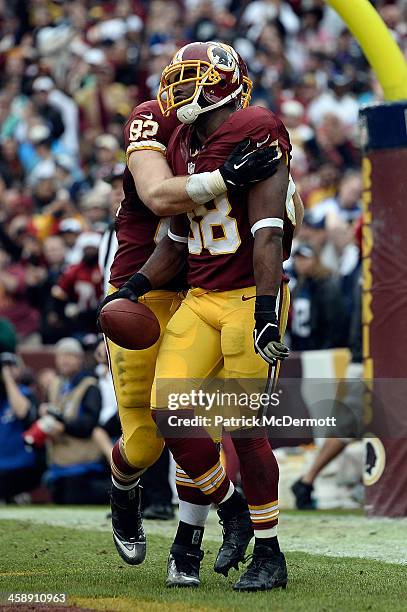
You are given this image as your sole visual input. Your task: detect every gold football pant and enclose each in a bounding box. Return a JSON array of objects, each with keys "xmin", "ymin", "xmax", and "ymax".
[
  {"xmin": 105, "ymin": 288, "xmax": 181, "ymax": 471},
  {"xmin": 151, "ymin": 283, "xmax": 290, "ymax": 414}
]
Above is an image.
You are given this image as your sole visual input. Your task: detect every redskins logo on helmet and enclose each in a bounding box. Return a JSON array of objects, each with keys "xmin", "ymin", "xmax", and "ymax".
[
  {"xmin": 157, "ymin": 41, "xmax": 252, "ymax": 124},
  {"xmin": 215, "ymin": 42, "xmax": 253, "ymax": 108}
]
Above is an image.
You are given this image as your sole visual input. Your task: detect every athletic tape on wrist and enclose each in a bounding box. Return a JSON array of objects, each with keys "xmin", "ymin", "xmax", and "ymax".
[{"xmin": 186, "ymin": 170, "xmax": 226, "ymax": 204}]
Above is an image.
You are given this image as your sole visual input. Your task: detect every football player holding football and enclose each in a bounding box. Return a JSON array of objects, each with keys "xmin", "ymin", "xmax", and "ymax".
[
  {"xmin": 99, "ymin": 47, "xmax": 284, "ymax": 574},
  {"xmin": 119, "ymin": 41, "xmax": 298, "ymax": 591}
]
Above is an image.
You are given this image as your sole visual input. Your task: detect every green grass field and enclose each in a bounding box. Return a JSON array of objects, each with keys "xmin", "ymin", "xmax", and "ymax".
[{"xmin": 0, "ymin": 508, "xmax": 406, "ymax": 611}]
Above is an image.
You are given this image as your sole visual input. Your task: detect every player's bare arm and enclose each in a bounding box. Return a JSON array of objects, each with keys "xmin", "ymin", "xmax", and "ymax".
[
  {"xmin": 249, "ymin": 160, "xmax": 290, "ymax": 364},
  {"xmin": 129, "ymin": 139, "xmax": 284, "ymax": 217},
  {"xmin": 250, "ymin": 161, "xmax": 288, "ymax": 295},
  {"xmin": 97, "ymin": 216, "xmax": 188, "ymax": 316}
]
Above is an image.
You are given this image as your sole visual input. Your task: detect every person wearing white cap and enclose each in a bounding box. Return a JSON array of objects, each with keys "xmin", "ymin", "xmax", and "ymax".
[
  {"xmin": 74, "ymin": 49, "xmax": 130, "ymax": 133},
  {"xmin": 40, "ymin": 337, "xmax": 110, "ymax": 504},
  {"xmin": 33, "ymin": 77, "xmax": 80, "ymax": 157},
  {"xmin": 31, "ymin": 79, "xmax": 65, "ymax": 142}
]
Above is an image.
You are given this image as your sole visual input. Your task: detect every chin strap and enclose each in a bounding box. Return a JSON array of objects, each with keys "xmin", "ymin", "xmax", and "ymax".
[{"xmin": 177, "ymin": 83, "xmax": 243, "ymax": 125}]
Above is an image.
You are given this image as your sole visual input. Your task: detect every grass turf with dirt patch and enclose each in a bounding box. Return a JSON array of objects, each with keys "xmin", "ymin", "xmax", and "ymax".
[{"xmin": 0, "ymin": 517, "xmax": 406, "ymax": 612}]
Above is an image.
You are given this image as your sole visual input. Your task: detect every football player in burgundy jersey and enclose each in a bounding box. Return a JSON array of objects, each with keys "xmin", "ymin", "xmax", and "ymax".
[
  {"xmin": 99, "ymin": 53, "xmax": 285, "ymax": 575},
  {"xmin": 115, "ymin": 41, "xmax": 301, "ymax": 591}
]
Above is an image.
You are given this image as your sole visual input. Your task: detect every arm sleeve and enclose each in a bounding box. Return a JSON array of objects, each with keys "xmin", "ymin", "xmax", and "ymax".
[{"xmin": 63, "ymin": 385, "xmax": 102, "ymax": 438}]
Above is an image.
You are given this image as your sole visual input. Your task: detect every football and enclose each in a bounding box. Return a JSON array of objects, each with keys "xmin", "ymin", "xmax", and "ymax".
[{"xmin": 99, "ymin": 299, "xmax": 160, "ymax": 350}]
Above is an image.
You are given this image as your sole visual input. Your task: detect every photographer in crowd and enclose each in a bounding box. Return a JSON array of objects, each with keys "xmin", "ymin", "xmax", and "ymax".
[
  {"xmin": 0, "ymin": 350, "xmax": 41, "ymax": 502},
  {"xmin": 35, "ymin": 337, "xmax": 109, "ymax": 504}
]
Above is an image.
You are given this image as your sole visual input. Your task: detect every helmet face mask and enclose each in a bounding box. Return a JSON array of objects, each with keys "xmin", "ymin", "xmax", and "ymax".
[{"xmin": 157, "ymin": 42, "xmax": 251, "ymax": 124}]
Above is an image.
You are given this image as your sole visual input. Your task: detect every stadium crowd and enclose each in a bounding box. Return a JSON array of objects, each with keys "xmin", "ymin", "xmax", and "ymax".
[{"xmin": 0, "ymin": 0, "xmax": 405, "ymax": 505}]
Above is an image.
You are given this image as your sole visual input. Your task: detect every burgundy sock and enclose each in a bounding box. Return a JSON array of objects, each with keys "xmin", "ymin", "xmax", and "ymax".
[
  {"xmin": 232, "ymin": 432, "xmax": 279, "ymax": 531},
  {"xmin": 152, "ymin": 409, "xmax": 231, "ymax": 504},
  {"xmin": 111, "ymin": 437, "xmax": 142, "ymax": 487}
]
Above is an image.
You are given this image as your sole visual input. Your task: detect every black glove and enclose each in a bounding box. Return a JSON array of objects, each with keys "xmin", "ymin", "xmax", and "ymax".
[
  {"xmin": 254, "ymin": 296, "xmax": 290, "ymax": 365},
  {"xmin": 219, "ymin": 138, "xmax": 282, "ymax": 188},
  {"xmin": 97, "ymin": 272, "xmax": 152, "ymax": 322}
]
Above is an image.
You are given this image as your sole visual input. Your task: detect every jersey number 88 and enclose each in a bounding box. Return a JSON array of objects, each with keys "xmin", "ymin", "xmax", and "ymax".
[{"xmin": 187, "ymin": 196, "xmax": 241, "ymax": 256}]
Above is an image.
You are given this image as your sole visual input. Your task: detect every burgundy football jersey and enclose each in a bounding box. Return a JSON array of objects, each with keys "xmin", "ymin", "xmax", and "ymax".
[
  {"xmin": 109, "ymin": 100, "xmax": 179, "ymax": 288},
  {"xmin": 166, "ymin": 106, "xmax": 294, "ymax": 291}
]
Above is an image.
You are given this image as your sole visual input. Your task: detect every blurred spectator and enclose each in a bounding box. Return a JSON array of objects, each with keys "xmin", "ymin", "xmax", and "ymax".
[
  {"xmin": 40, "ymin": 337, "xmax": 108, "ymax": 505},
  {"xmin": 51, "ymin": 233, "xmax": 102, "ymax": 340},
  {"xmin": 313, "ymin": 170, "xmax": 362, "ymax": 226},
  {"xmin": 289, "ymin": 243, "xmax": 348, "ymax": 351},
  {"xmin": 281, "ymin": 99, "xmax": 313, "ymax": 179},
  {"xmin": 26, "ymin": 236, "xmax": 68, "ymax": 344},
  {"xmin": 79, "ymin": 180, "xmax": 112, "ymax": 232},
  {"xmin": 0, "ymin": 351, "xmax": 42, "ymax": 503},
  {"xmin": 74, "ymin": 51, "xmax": 130, "ymax": 136},
  {"xmin": 58, "ymin": 218, "xmax": 83, "ymax": 264},
  {"xmin": 90, "ymin": 134, "xmax": 120, "ymax": 183},
  {"xmin": 304, "ymin": 114, "xmax": 361, "ymax": 173},
  {"xmin": 41, "ymin": 78, "xmax": 80, "ymax": 157},
  {"xmin": 0, "ymin": 247, "xmax": 40, "ymax": 344},
  {"xmin": 30, "ymin": 77, "xmax": 65, "ymax": 142},
  {"xmin": 24, "ymin": 124, "xmax": 57, "ymax": 187}
]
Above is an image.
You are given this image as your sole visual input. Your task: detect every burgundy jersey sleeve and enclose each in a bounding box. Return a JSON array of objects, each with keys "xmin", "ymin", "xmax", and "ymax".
[{"xmin": 124, "ymin": 100, "xmax": 179, "ymax": 162}]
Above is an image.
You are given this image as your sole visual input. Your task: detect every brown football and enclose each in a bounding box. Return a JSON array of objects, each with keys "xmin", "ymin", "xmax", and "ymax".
[{"xmin": 99, "ymin": 299, "xmax": 160, "ymax": 350}]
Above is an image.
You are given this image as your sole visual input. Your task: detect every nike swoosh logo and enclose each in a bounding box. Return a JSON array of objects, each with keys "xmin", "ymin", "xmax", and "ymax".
[
  {"xmin": 242, "ymin": 295, "xmax": 256, "ymax": 301},
  {"xmin": 257, "ymin": 134, "xmax": 271, "ymax": 147},
  {"xmin": 140, "ymin": 113, "xmax": 153, "ymax": 120},
  {"xmin": 234, "ymin": 159, "xmax": 249, "ymax": 170},
  {"xmin": 113, "ymin": 533, "xmax": 139, "ymax": 558}
]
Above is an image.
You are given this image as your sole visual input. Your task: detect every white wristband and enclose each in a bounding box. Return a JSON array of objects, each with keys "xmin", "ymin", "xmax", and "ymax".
[
  {"xmin": 168, "ymin": 229, "xmax": 188, "ymax": 243},
  {"xmin": 251, "ymin": 217, "xmax": 284, "ymax": 236},
  {"xmin": 186, "ymin": 169, "xmax": 226, "ymax": 204}
]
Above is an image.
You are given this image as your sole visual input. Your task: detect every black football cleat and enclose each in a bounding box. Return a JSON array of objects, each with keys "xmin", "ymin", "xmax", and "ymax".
[
  {"xmin": 233, "ymin": 546, "xmax": 288, "ymax": 592},
  {"xmin": 291, "ymin": 478, "xmax": 315, "ymax": 510},
  {"xmin": 110, "ymin": 483, "xmax": 146, "ymax": 565},
  {"xmin": 214, "ymin": 508, "xmax": 253, "ymax": 576},
  {"xmin": 166, "ymin": 544, "xmax": 204, "ymax": 588}
]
